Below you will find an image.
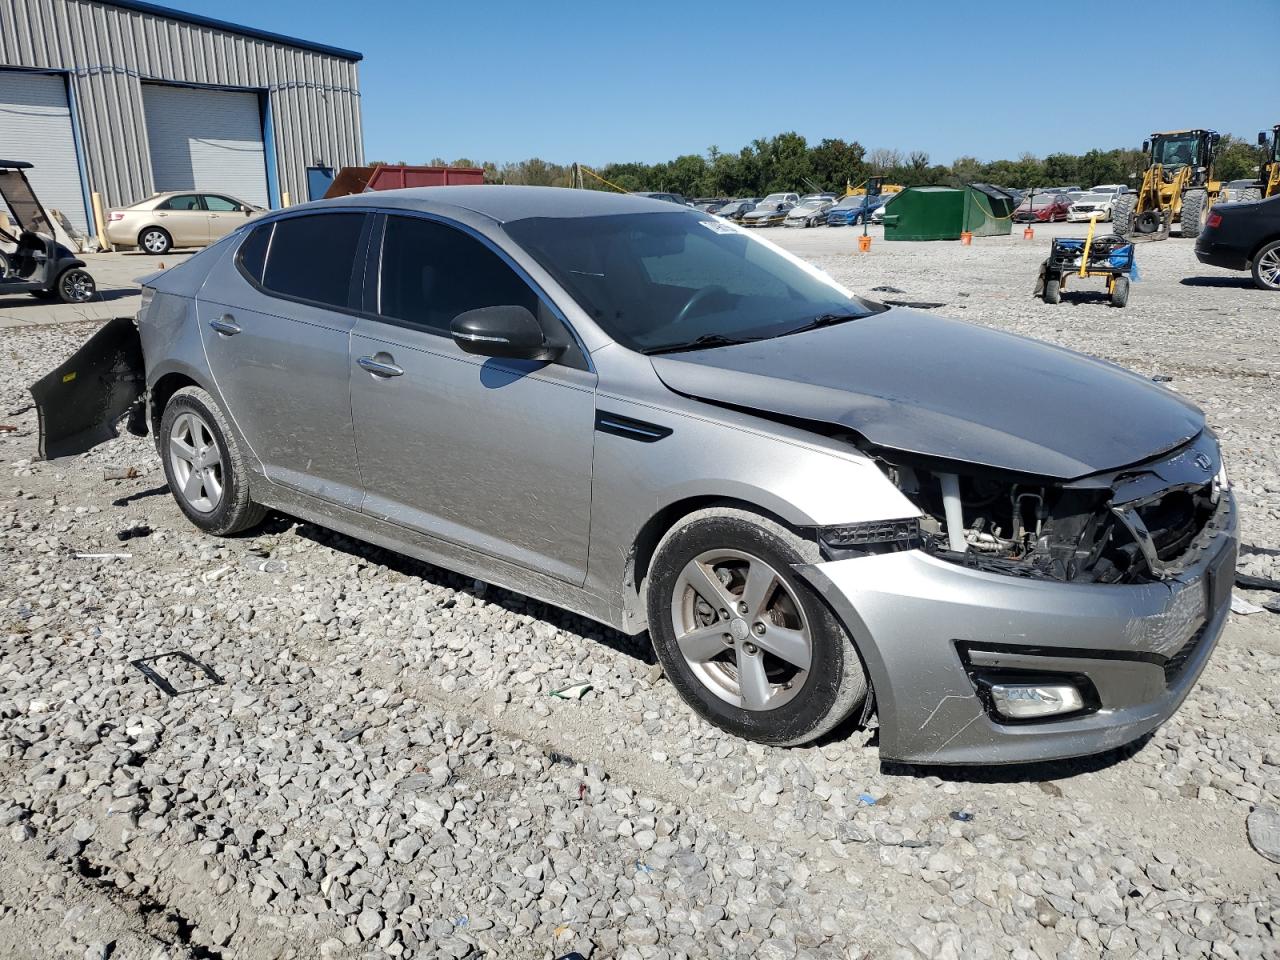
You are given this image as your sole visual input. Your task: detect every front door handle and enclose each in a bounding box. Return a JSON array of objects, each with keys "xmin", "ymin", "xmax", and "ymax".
[
  {"xmin": 209, "ymin": 314, "xmax": 241, "ymax": 336},
  {"xmin": 357, "ymin": 355, "xmax": 404, "ymax": 378}
]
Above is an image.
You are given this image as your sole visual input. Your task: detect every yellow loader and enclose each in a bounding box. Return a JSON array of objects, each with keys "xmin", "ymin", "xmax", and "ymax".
[
  {"xmin": 1111, "ymin": 129, "xmax": 1224, "ymax": 240},
  {"xmin": 1253, "ymin": 125, "xmax": 1280, "ymax": 200}
]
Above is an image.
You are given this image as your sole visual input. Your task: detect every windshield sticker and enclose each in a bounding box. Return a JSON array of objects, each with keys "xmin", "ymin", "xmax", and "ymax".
[{"xmin": 700, "ymin": 219, "xmax": 739, "ymax": 235}]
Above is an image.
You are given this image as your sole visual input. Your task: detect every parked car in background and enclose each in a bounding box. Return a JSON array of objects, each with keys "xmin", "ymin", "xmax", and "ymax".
[
  {"xmin": 741, "ymin": 194, "xmax": 797, "ymax": 227},
  {"xmin": 1195, "ymin": 194, "xmax": 1280, "ymax": 290},
  {"xmin": 42, "ymin": 186, "xmax": 1238, "ymax": 763},
  {"xmin": 826, "ymin": 194, "xmax": 888, "ymax": 226},
  {"xmin": 1090, "ymin": 184, "xmax": 1128, "ymax": 197},
  {"xmin": 107, "ymin": 191, "xmax": 264, "ymax": 254},
  {"xmin": 784, "ymin": 196, "xmax": 836, "ymax": 227},
  {"xmin": 1067, "ymin": 194, "xmax": 1116, "ymax": 222},
  {"xmin": 692, "ymin": 198, "xmax": 732, "ymax": 214},
  {"xmin": 870, "ymin": 193, "xmax": 900, "ymax": 223},
  {"xmin": 715, "ymin": 198, "xmax": 761, "ymax": 221},
  {"xmin": 1014, "ymin": 194, "xmax": 1072, "ymax": 222},
  {"xmin": 631, "ymin": 191, "xmax": 688, "ymax": 206}
]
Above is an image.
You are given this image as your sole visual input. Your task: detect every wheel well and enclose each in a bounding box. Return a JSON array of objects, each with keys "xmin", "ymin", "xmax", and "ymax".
[
  {"xmin": 627, "ymin": 496, "xmax": 812, "ymax": 606},
  {"xmin": 149, "ymin": 372, "xmax": 199, "ymax": 433},
  {"xmin": 138, "ymin": 225, "xmax": 169, "ymax": 243},
  {"xmin": 1250, "ymin": 234, "xmax": 1280, "ymax": 264}
]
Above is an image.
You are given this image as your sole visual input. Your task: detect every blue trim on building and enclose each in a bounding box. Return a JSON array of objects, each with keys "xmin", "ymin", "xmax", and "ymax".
[
  {"xmin": 260, "ymin": 91, "xmax": 281, "ymax": 209},
  {"xmin": 60, "ymin": 70, "xmax": 96, "ymax": 234},
  {"xmin": 92, "ymin": 0, "xmax": 363, "ymax": 62}
]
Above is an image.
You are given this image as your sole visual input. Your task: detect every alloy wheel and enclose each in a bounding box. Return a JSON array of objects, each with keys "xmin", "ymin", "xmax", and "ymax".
[
  {"xmin": 1258, "ymin": 246, "xmax": 1280, "ymax": 290},
  {"xmin": 59, "ymin": 270, "xmax": 95, "ymax": 303},
  {"xmin": 669, "ymin": 549, "xmax": 812, "ymax": 711},
  {"xmin": 143, "ymin": 230, "xmax": 168, "ymax": 253},
  {"xmin": 168, "ymin": 412, "xmax": 224, "ymax": 513}
]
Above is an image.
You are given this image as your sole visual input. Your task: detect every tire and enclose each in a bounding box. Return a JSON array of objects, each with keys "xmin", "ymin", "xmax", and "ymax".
[
  {"xmin": 645, "ymin": 507, "xmax": 868, "ymax": 746},
  {"xmin": 1043, "ymin": 278, "xmax": 1062, "ymax": 304},
  {"xmin": 139, "ymin": 227, "xmax": 172, "ymax": 255},
  {"xmin": 56, "ymin": 268, "xmax": 96, "ymax": 303},
  {"xmin": 0, "ymin": 250, "xmax": 10, "ymax": 280},
  {"xmin": 1237, "ymin": 187, "xmax": 1263, "ymax": 204},
  {"xmin": 1252, "ymin": 240, "xmax": 1280, "ymax": 291},
  {"xmin": 1180, "ymin": 189, "xmax": 1206, "ymax": 239},
  {"xmin": 1111, "ymin": 194, "xmax": 1136, "ymax": 236},
  {"xmin": 159, "ymin": 386, "xmax": 267, "ymax": 536},
  {"xmin": 1110, "ymin": 275, "xmax": 1130, "ymax": 307}
]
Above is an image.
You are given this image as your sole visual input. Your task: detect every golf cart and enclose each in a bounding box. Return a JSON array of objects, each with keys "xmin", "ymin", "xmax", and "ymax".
[{"xmin": 0, "ymin": 159, "xmax": 96, "ymax": 303}]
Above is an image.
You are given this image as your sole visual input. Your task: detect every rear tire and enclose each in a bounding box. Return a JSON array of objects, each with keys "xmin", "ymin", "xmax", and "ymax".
[
  {"xmin": 1043, "ymin": 278, "xmax": 1062, "ymax": 304},
  {"xmin": 645, "ymin": 507, "xmax": 868, "ymax": 746},
  {"xmin": 1252, "ymin": 240, "xmax": 1280, "ymax": 291},
  {"xmin": 1180, "ymin": 189, "xmax": 1206, "ymax": 239},
  {"xmin": 160, "ymin": 386, "xmax": 267, "ymax": 536},
  {"xmin": 1237, "ymin": 187, "xmax": 1263, "ymax": 204},
  {"xmin": 1111, "ymin": 194, "xmax": 1135, "ymax": 236},
  {"xmin": 1110, "ymin": 276, "xmax": 1130, "ymax": 307},
  {"xmin": 139, "ymin": 227, "xmax": 172, "ymax": 255}
]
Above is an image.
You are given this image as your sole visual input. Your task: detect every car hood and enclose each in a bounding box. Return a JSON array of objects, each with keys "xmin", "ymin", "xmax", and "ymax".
[{"xmin": 649, "ymin": 309, "xmax": 1204, "ymax": 479}]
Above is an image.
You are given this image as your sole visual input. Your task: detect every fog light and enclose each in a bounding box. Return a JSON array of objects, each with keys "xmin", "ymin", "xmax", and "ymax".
[{"xmin": 989, "ymin": 683, "xmax": 1084, "ymax": 719}]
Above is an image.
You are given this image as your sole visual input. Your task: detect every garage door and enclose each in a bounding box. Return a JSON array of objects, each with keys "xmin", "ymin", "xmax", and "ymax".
[
  {"xmin": 143, "ymin": 84, "xmax": 269, "ymax": 209},
  {"xmin": 0, "ymin": 70, "xmax": 88, "ymax": 233}
]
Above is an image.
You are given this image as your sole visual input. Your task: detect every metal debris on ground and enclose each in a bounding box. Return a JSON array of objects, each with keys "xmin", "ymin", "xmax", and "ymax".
[
  {"xmin": 74, "ymin": 552, "xmax": 131, "ymax": 560},
  {"xmin": 116, "ymin": 524, "xmax": 152, "ymax": 541},
  {"xmin": 0, "ymin": 424, "xmax": 16, "ymax": 433},
  {"xmin": 950, "ymin": 810, "xmax": 975, "ymax": 822},
  {"xmin": 1038, "ymin": 781, "xmax": 1064, "ymax": 798},
  {"xmin": 871, "ymin": 285, "xmax": 906, "ymax": 293},
  {"xmin": 1152, "ymin": 375, "xmax": 1174, "ymax": 383},
  {"xmin": 1247, "ymin": 807, "xmax": 1280, "ymax": 864},
  {"xmin": 882, "ymin": 300, "xmax": 947, "ymax": 309},
  {"xmin": 1231, "ymin": 595, "xmax": 1266, "ymax": 616},
  {"xmin": 550, "ymin": 682, "xmax": 593, "ymax": 700},
  {"xmin": 103, "ymin": 465, "xmax": 140, "ymax": 480},
  {"xmin": 243, "ymin": 557, "xmax": 288, "ymax": 573},
  {"xmin": 858, "ymin": 792, "xmax": 878, "ymax": 806},
  {"xmin": 1236, "ymin": 572, "xmax": 1280, "ymax": 592},
  {"xmin": 337, "ymin": 723, "xmax": 371, "ymax": 742},
  {"xmin": 130, "ymin": 651, "xmax": 224, "ymax": 697}
]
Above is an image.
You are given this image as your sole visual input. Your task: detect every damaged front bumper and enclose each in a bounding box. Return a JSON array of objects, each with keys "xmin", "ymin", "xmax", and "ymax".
[{"xmin": 798, "ymin": 491, "xmax": 1237, "ymax": 764}]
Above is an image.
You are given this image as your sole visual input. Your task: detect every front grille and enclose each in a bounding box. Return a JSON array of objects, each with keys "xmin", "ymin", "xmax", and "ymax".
[{"xmin": 1163, "ymin": 624, "xmax": 1207, "ymax": 685}]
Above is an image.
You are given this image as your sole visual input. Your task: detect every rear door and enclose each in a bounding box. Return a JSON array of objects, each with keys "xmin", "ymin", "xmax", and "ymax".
[
  {"xmin": 155, "ymin": 194, "xmax": 209, "ymax": 247},
  {"xmin": 202, "ymin": 194, "xmax": 253, "ymax": 242},
  {"xmin": 349, "ymin": 213, "xmax": 597, "ymax": 583},
  {"xmin": 195, "ymin": 211, "xmax": 369, "ymax": 509}
]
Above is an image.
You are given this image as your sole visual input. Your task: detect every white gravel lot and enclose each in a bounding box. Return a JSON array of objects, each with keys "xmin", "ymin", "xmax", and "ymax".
[{"xmin": 1, "ymin": 224, "xmax": 1279, "ymax": 960}]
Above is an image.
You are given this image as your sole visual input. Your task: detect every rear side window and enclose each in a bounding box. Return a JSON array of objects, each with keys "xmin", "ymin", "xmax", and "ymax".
[
  {"xmin": 377, "ymin": 215, "xmax": 538, "ymax": 335},
  {"xmin": 259, "ymin": 213, "xmax": 365, "ymax": 310},
  {"xmin": 236, "ymin": 222, "xmax": 272, "ymax": 284}
]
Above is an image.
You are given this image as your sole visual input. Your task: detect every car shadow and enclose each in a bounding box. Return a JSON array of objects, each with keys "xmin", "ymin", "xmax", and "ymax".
[
  {"xmin": 0, "ymin": 287, "xmax": 137, "ymax": 309},
  {"xmin": 479, "ymin": 357, "xmax": 550, "ymax": 388},
  {"xmin": 283, "ymin": 516, "xmax": 654, "ymax": 665},
  {"xmin": 1179, "ymin": 276, "xmax": 1255, "ymax": 289},
  {"xmin": 880, "ymin": 733, "xmax": 1152, "ymax": 783},
  {"xmin": 111, "ymin": 483, "xmax": 170, "ymax": 508}
]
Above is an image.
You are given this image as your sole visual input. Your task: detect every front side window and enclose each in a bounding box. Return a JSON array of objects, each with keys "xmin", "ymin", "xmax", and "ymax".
[
  {"xmin": 259, "ymin": 213, "xmax": 365, "ymax": 309},
  {"xmin": 204, "ymin": 195, "xmax": 240, "ymax": 212},
  {"xmin": 504, "ymin": 211, "xmax": 874, "ymax": 353},
  {"xmin": 377, "ymin": 215, "xmax": 539, "ymax": 336},
  {"xmin": 160, "ymin": 194, "xmax": 201, "ymax": 211}
]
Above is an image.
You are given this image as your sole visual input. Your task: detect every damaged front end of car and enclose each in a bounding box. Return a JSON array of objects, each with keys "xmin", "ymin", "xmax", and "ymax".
[{"xmin": 824, "ymin": 427, "xmax": 1231, "ymax": 588}]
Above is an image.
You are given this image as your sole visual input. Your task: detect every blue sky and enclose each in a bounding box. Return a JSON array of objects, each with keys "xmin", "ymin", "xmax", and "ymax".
[{"xmin": 166, "ymin": 0, "xmax": 1276, "ymax": 167}]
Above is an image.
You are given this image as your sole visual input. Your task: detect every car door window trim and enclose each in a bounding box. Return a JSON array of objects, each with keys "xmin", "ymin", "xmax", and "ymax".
[{"xmin": 231, "ymin": 209, "xmax": 373, "ymax": 315}]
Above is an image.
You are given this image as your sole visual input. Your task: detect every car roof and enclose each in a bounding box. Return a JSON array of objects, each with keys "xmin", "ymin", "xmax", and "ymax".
[{"xmin": 312, "ymin": 185, "xmax": 685, "ymax": 223}]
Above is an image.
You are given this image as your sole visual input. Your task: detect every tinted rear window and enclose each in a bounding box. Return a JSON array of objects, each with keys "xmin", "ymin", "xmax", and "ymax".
[
  {"xmin": 236, "ymin": 222, "xmax": 272, "ymax": 284},
  {"xmin": 260, "ymin": 213, "xmax": 365, "ymax": 309}
]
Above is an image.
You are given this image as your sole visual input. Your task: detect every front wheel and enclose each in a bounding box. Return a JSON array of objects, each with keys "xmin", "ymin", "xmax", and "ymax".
[
  {"xmin": 1110, "ymin": 275, "xmax": 1130, "ymax": 307},
  {"xmin": 160, "ymin": 386, "xmax": 267, "ymax": 536},
  {"xmin": 57, "ymin": 268, "xmax": 96, "ymax": 303},
  {"xmin": 1252, "ymin": 240, "xmax": 1280, "ymax": 291},
  {"xmin": 646, "ymin": 508, "xmax": 868, "ymax": 746},
  {"xmin": 1180, "ymin": 189, "xmax": 1207, "ymax": 239},
  {"xmin": 1043, "ymin": 278, "xmax": 1062, "ymax": 304},
  {"xmin": 1111, "ymin": 194, "xmax": 1136, "ymax": 236}
]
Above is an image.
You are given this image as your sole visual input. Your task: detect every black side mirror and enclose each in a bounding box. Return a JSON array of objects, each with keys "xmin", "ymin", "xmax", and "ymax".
[
  {"xmin": 451, "ymin": 305, "xmax": 561, "ymax": 362},
  {"xmin": 1142, "ymin": 140, "xmax": 1150, "ymax": 154},
  {"xmin": 1260, "ymin": 131, "xmax": 1269, "ymax": 147}
]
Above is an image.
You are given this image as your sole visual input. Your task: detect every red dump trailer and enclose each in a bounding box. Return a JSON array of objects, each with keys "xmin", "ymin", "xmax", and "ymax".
[{"xmin": 323, "ymin": 164, "xmax": 484, "ymax": 199}]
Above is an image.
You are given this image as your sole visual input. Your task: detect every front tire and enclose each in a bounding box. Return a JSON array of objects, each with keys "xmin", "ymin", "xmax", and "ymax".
[
  {"xmin": 160, "ymin": 386, "xmax": 266, "ymax": 536},
  {"xmin": 1252, "ymin": 240, "xmax": 1280, "ymax": 291},
  {"xmin": 1111, "ymin": 194, "xmax": 1135, "ymax": 236},
  {"xmin": 1110, "ymin": 276, "xmax": 1130, "ymax": 307},
  {"xmin": 57, "ymin": 268, "xmax": 96, "ymax": 303},
  {"xmin": 1043, "ymin": 278, "xmax": 1062, "ymax": 304},
  {"xmin": 140, "ymin": 227, "xmax": 172, "ymax": 255},
  {"xmin": 646, "ymin": 508, "xmax": 868, "ymax": 746},
  {"xmin": 1180, "ymin": 189, "xmax": 1206, "ymax": 239}
]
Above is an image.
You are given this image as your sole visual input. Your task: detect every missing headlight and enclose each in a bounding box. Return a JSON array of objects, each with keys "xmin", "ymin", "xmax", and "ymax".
[{"xmin": 819, "ymin": 518, "xmax": 923, "ymax": 558}]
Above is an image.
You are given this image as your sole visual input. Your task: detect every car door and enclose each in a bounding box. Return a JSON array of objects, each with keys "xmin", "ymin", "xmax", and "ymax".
[
  {"xmin": 195, "ymin": 210, "xmax": 369, "ymax": 509},
  {"xmin": 349, "ymin": 213, "xmax": 597, "ymax": 584},
  {"xmin": 155, "ymin": 194, "xmax": 209, "ymax": 247},
  {"xmin": 203, "ymin": 195, "xmax": 253, "ymax": 242}
]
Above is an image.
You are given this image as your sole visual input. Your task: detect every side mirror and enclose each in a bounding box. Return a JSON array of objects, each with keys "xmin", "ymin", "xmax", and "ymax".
[
  {"xmin": 1260, "ymin": 131, "xmax": 1269, "ymax": 147},
  {"xmin": 451, "ymin": 305, "xmax": 561, "ymax": 362},
  {"xmin": 1142, "ymin": 140, "xmax": 1150, "ymax": 154}
]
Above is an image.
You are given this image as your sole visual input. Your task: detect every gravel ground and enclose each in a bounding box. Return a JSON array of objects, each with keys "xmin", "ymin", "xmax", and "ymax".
[{"xmin": 2, "ymin": 225, "xmax": 1279, "ymax": 960}]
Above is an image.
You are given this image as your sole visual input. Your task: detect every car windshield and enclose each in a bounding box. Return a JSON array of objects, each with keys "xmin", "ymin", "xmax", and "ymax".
[
  {"xmin": 503, "ymin": 211, "xmax": 873, "ymax": 353},
  {"xmin": 762, "ymin": 193, "xmax": 790, "ymax": 202},
  {"xmin": 835, "ymin": 196, "xmax": 869, "ymax": 208}
]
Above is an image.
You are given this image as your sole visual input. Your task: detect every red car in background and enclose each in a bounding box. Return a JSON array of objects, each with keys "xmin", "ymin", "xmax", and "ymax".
[{"xmin": 1014, "ymin": 193, "xmax": 1072, "ymax": 222}]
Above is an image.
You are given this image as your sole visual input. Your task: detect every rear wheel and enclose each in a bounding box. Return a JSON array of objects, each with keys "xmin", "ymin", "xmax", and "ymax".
[
  {"xmin": 1110, "ymin": 275, "xmax": 1130, "ymax": 307},
  {"xmin": 1043, "ymin": 278, "xmax": 1062, "ymax": 304},
  {"xmin": 1237, "ymin": 187, "xmax": 1263, "ymax": 204},
  {"xmin": 1252, "ymin": 240, "xmax": 1280, "ymax": 291},
  {"xmin": 1180, "ymin": 189, "xmax": 1207, "ymax": 239},
  {"xmin": 1111, "ymin": 194, "xmax": 1136, "ymax": 236},
  {"xmin": 139, "ymin": 227, "xmax": 172, "ymax": 255},
  {"xmin": 646, "ymin": 508, "xmax": 868, "ymax": 746},
  {"xmin": 160, "ymin": 386, "xmax": 267, "ymax": 536},
  {"xmin": 56, "ymin": 268, "xmax": 96, "ymax": 303}
]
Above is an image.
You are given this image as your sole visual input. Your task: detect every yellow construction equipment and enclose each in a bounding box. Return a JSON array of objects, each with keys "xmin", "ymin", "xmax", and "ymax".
[
  {"xmin": 1255, "ymin": 125, "xmax": 1280, "ymax": 200},
  {"xmin": 844, "ymin": 176, "xmax": 903, "ymax": 197},
  {"xmin": 1111, "ymin": 129, "xmax": 1224, "ymax": 240}
]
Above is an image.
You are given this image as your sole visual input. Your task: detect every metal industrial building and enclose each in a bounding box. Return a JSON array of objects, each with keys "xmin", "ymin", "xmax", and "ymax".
[{"xmin": 0, "ymin": 0, "xmax": 363, "ymax": 235}]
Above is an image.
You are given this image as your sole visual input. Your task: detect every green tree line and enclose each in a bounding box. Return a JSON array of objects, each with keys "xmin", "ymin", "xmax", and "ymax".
[{"xmin": 382, "ymin": 132, "xmax": 1268, "ymax": 196}]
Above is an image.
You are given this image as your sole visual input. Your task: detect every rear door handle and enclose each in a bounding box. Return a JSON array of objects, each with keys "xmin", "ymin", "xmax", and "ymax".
[
  {"xmin": 209, "ymin": 314, "xmax": 241, "ymax": 336},
  {"xmin": 357, "ymin": 355, "xmax": 404, "ymax": 378}
]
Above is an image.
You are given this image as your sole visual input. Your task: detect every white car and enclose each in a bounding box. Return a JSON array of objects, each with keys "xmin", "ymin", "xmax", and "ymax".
[
  {"xmin": 1090, "ymin": 184, "xmax": 1128, "ymax": 197},
  {"xmin": 1067, "ymin": 194, "xmax": 1116, "ymax": 223}
]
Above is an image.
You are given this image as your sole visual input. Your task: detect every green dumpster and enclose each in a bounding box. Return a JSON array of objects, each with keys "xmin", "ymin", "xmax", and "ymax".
[{"xmin": 882, "ymin": 183, "xmax": 1017, "ymax": 241}]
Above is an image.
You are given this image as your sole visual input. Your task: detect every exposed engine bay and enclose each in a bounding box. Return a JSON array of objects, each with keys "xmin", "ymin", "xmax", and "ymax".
[{"xmin": 822, "ymin": 431, "xmax": 1230, "ymax": 586}]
